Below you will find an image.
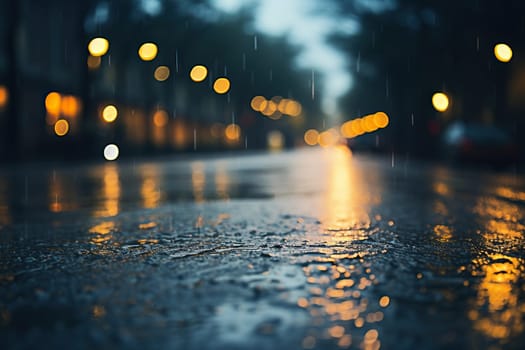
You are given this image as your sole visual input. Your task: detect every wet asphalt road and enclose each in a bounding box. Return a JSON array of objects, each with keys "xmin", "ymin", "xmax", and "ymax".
[{"xmin": 1, "ymin": 147, "xmax": 525, "ymax": 349}]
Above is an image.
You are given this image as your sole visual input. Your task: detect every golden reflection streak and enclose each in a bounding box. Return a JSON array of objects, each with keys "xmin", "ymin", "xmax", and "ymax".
[
  {"xmin": 495, "ymin": 187, "xmax": 525, "ymax": 202},
  {"xmin": 469, "ymin": 196, "xmax": 525, "ymax": 341},
  {"xmin": 88, "ymin": 221, "xmax": 115, "ymax": 244},
  {"xmin": 297, "ymin": 147, "xmax": 386, "ymax": 345},
  {"xmin": 94, "ymin": 165, "xmax": 120, "ymax": 217},
  {"xmin": 470, "ymin": 254, "xmax": 524, "ymax": 340},
  {"xmin": 140, "ymin": 165, "xmax": 161, "ymax": 209},
  {"xmin": 215, "ymin": 162, "xmax": 230, "ymax": 200},
  {"xmin": 323, "ymin": 145, "xmax": 372, "ymax": 235},
  {"xmin": 433, "ymin": 224, "xmax": 453, "ymax": 242},
  {"xmin": 191, "ymin": 162, "xmax": 206, "ymax": 203}
]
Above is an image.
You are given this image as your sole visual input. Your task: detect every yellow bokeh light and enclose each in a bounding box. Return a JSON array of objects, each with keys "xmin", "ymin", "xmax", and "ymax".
[
  {"xmin": 153, "ymin": 110, "xmax": 168, "ymax": 127},
  {"xmin": 261, "ymin": 100, "xmax": 278, "ymax": 116},
  {"xmin": 340, "ymin": 121, "xmax": 354, "ymax": 138},
  {"xmin": 494, "ymin": 43, "xmax": 513, "ymax": 62},
  {"xmin": 350, "ymin": 119, "xmax": 364, "ymax": 136},
  {"xmin": 138, "ymin": 42, "xmax": 158, "ymax": 61},
  {"xmin": 154, "ymin": 66, "xmax": 170, "ymax": 81},
  {"xmin": 61, "ymin": 95, "xmax": 81, "ymax": 118},
  {"xmin": 88, "ymin": 37, "xmax": 109, "ymax": 57},
  {"xmin": 267, "ymin": 130, "xmax": 285, "ymax": 150},
  {"xmin": 0, "ymin": 85, "xmax": 8, "ymax": 108},
  {"xmin": 373, "ymin": 112, "xmax": 390, "ymax": 128},
  {"xmin": 361, "ymin": 115, "xmax": 377, "ymax": 132},
  {"xmin": 54, "ymin": 119, "xmax": 69, "ymax": 136},
  {"xmin": 45, "ymin": 92, "xmax": 61, "ymax": 117},
  {"xmin": 304, "ymin": 129, "xmax": 319, "ymax": 146},
  {"xmin": 225, "ymin": 123, "xmax": 241, "ymax": 141},
  {"xmin": 87, "ymin": 55, "xmax": 101, "ymax": 70},
  {"xmin": 318, "ymin": 129, "xmax": 339, "ymax": 148},
  {"xmin": 379, "ymin": 296, "xmax": 390, "ymax": 308},
  {"xmin": 104, "ymin": 144, "xmax": 119, "ymax": 161},
  {"xmin": 190, "ymin": 65, "xmax": 208, "ymax": 82},
  {"xmin": 250, "ymin": 96, "xmax": 267, "ymax": 111},
  {"xmin": 102, "ymin": 105, "xmax": 118, "ymax": 123},
  {"xmin": 432, "ymin": 92, "xmax": 450, "ymax": 112},
  {"xmin": 213, "ymin": 77, "xmax": 231, "ymax": 94},
  {"xmin": 284, "ymin": 100, "xmax": 302, "ymax": 117}
]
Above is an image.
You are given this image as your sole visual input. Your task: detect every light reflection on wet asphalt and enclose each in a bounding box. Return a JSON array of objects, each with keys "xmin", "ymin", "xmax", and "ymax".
[{"xmin": 1, "ymin": 147, "xmax": 525, "ymax": 349}]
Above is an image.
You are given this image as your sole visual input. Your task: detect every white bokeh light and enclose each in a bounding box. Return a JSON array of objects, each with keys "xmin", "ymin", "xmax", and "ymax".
[{"xmin": 103, "ymin": 144, "xmax": 119, "ymax": 161}]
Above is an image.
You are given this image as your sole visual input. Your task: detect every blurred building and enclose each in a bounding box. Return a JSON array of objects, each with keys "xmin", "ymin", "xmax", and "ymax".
[{"xmin": 0, "ymin": 0, "xmax": 87, "ymax": 161}]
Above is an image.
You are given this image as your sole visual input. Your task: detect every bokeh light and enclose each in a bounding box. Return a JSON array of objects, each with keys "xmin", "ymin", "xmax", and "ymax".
[
  {"xmin": 104, "ymin": 144, "xmax": 119, "ymax": 161},
  {"xmin": 153, "ymin": 109, "xmax": 168, "ymax": 127},
  {"xmin": 267, "ymin": 130, "xmax": 284, "ymax": 150},
  {"xmin": 361, "ymin": 115, "xmax": 378, "ymax": 132},
  {"xmin": 88, "ymin": 37, "xmax": 109, "ymax": 57},
  {"xmin": 432, "ymin": 92, "xmax": 450, "ymax": 112},
  {"xmin": 61, "ymin": 95, "xmax": 81, "ymax": 118},
  {"xmin": 304, "ymin": 129, "xmax": 319, "ymax": 146},
  {"xmin": 213, "ymin": 77, "xmax": 231, "ymax": 94},
  {"xmin": 54, "ymin": 119, "xmax": 69, "ymax": 136},
  {"xmin": 87, "ymin": 55, "xmax": 101, "ymax": 70},
  {"xmin": 350, "ymin": 119, "xmax": 364, "ymax": 136},
  {"xmin": 373, "ymin": 112, "xmax": 390, "ymax": 128},
  {"xmin": 102, "ymin": 105, "xmax": 118, "ymax": 123},
  {"xmin": 0, "ymin": 85, "xmax": 8, "ymax": 108},
  {"xmin": 494, "ymin": 43, "xmax": 513, "ymax": 62},
  {"xmin": 154, "ymin": 66, "xmax": 170, "ymax": 81},
  {"xmin": 284, "ymin": 100, "xmax": 302, "ymax": 117},
  {"xmin": 138, "ymin": 43, "xmax": 158, "ymax": 61},
  {"xmin": 318, "ymin": 129, "xmax": 339, "ymax": 148},
  {"xmin": 340, "ymin": 121, "xmax": 353, "ymax": 138},
  {"xmin": 250, "ymin": 96, "xmax": 267, "ymax": 111},
  {"xmin": 45, "ymin": 92, "xmax": 61, "ymax": 117},
  {"xmin": 225, "ymin": 123, "xmax": 241, "ymax": 141},
  {"xmin": 190, "ymin": 65, "xmax": 208, "ymax": 82},
  {"xmin": 261, "ymin": 100, "xmax": 278, "ymax": 116}
]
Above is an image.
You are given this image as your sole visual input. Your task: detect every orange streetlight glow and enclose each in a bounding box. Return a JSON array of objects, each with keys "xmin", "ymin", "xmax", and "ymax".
[
  {"xmin": 45, "ymin": 92, "xmax": 62, "ymax": 117},
  {"xmin": 225, "ymin": 123, "xmax": 241, "ymax": 141},
  {"xmin": 153, "ymin": 110, "xmax": 169, "ymax": 127},
  {"xmin": 304, "ymin": 129, "xmax": 319, "ymax": 146},
  {"xmin": 0, "ymin": 85, "xmax": 8, "ymax": 108},
  {"xmin": 54, "ymin": 119, "xmax": 69, "ymax": 136},
  {"xmin": 213, "ymin": 77, "xmax": 231, "ymax": 94},
  {"xmin": 250, "ymin": 96, "xmax": 267, "ymax": 111}
]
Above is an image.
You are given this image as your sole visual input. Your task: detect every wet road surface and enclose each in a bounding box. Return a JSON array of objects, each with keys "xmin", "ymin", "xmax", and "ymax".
[{"xmin": 1, "ymin": 147, "xmax": 525, "ymax": 349}]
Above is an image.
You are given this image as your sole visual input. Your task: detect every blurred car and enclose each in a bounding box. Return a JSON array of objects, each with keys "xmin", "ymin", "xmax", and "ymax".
[{"xmin": 441, "ymin": 121, "xmax": 518, "ymax": 166}]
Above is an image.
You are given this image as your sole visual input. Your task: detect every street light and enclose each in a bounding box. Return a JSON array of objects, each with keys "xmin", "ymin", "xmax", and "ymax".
[
  {"xmin": 104, "ymin": 144, "xmax": 119, "ymax": 161},
  {"xmin": 494, "ymin": 43, "xmax": 513, "ymax": 62},
  {"xmin": 88, "ymin": 37, "xmax": 109, "ymax": 57},
  {"xmin": 213, "ymin": 77, "xmax": 231, "ymax": 94},
  {"xmin": 102, "ymin": 105, "xmax": 118, "ymax": 123},
  {"xmin": 138, "ymin": 43, "xmax": 158, "ymax": 61},
  {"xmin": 432, "ymin": 92, "xmax": 450, "ymax": 112},
  {"xmin": 190, "ymin": 65, "xmax": 208, "ymax": 82}
]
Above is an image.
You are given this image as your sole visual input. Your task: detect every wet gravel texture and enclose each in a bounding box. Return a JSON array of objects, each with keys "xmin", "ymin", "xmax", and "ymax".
[{"xmin": 1, "ymin": 148, "xmax": 525, "ymax": 349}]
